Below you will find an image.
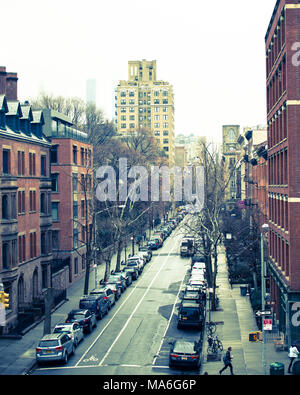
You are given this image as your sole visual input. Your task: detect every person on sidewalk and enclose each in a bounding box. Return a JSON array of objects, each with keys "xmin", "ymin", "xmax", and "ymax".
[
  {"xmin": 288, "ymin": 342, "xmax": 300, "ymax": 374},
  {"xmin": 219, "ymin": 347, "xmax": 234, "ymax": 375}
]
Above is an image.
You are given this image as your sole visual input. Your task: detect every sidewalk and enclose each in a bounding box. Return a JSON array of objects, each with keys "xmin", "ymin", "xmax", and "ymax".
[
  {"xmin": 201, "ymin": 245, "xmax": 290, "ymax": 375},
  {"xmin": 0, "ymin": 242, "xmax": 128, "ymax": 375}
]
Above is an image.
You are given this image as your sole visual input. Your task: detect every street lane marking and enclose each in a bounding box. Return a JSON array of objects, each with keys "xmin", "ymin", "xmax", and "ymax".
[
  {"xmin": 75, "ymin": 229, "xmax": 182, "ymax": 367},
  {"xmin": 97, "ymin": 234, "xmax": 181, "ymax": 367}
]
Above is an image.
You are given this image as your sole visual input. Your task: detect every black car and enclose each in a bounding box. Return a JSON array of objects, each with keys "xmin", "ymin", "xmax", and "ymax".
[
  {"xmin": 89, "ymin": 287, "xmax": 116, "ymax": 309},
  {"xmin": 191, "ymin": 255, "xmax": 206, "ymax": 266},
  {"xmin": 177, "ymin": 301, "xmax": 204, "ymax": 330},
  {"xmin": 66, "ymin": 309, "xmax": 97, "ymax": 334},
  {"xmin": 122, "ymin": 266, "xmax": 139, "ymax": 281},
  {"xmin": 169, "ymin": 340, "xmax": 201, "ymax": 369}
]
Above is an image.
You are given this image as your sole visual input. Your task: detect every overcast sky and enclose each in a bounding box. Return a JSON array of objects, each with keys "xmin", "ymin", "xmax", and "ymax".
[{"xmin": 1, "ymin": 0, "xmax": 276, "ymax": 143}]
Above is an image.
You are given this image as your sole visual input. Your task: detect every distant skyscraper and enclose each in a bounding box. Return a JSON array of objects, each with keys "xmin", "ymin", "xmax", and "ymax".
[{"xmin": 86, "ymin": 79, "xmax": 96, "ymax": 105}]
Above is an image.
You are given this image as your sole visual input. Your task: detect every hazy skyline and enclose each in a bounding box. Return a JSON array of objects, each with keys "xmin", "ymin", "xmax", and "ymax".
[{"xmin": 1, "ymin": 0, "xmax": 276, "ymax": 142}]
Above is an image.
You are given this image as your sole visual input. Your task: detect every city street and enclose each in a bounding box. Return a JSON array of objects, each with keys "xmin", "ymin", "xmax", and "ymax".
[{"xmin": 32, "ymin": 222, "xmax": 201, "ymax": 376}]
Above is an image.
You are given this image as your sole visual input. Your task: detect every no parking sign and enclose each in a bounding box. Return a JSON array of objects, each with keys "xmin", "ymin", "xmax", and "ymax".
[{"xmin": 263, "ymin": 318, "xmax": 272, "ymax": 331}]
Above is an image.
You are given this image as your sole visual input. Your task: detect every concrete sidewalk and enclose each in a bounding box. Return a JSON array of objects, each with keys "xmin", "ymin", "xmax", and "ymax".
[{"xmin": 201, "ymin": 246, "xmax": 290, "ymax": 375}]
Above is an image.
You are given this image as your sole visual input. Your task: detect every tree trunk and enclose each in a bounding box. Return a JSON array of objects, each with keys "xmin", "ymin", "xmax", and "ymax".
[{"xmin": 115, "ymin": 237, "xmax": 122, "ymax": 273}]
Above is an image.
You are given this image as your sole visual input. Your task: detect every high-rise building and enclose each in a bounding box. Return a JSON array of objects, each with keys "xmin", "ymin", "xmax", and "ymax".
[
  {"xmin": 115, "ymin": 60, "xmax": 175, "ymax": 166},
  {"xmin": 222, "ymin": 125, "xmax": 242, "ymax": 208},
  {"xmin": 86, "ymin": 79, "xmax": 96, "ymax": 105},
  {"xmin": 265, "ymin": 0, "xmax": 300, "ymax": 344}
]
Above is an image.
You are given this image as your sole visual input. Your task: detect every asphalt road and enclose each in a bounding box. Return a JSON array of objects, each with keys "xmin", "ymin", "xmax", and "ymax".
[{"xmin": 33, "ymin": 222, "xmax": 203, "ymax": 376}]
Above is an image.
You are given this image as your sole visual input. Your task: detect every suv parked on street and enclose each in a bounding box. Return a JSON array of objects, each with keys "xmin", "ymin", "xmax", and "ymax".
[
  {"xmin": 79, "ymin": 294, "xmax": 110, "ymax": 319},
  {"xmin": 53, "ymin": 322, "xmax": 84, "ymax": 347},
  {"xmin": 36, "ymin": 333, "xmax": 74, "ymax": 365},
  {"xmin": 89, "ymin": 287, "xmax": 116, "ymax": 309}
]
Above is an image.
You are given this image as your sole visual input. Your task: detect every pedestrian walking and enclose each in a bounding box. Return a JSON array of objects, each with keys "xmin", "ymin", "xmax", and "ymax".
[
  {"xmin": 288, "ymin": 342, "xmax": 299, "ymax": 374},
  {"xmin": 219, "ymin": 347, "xmax": 234, "ymax": 375}
]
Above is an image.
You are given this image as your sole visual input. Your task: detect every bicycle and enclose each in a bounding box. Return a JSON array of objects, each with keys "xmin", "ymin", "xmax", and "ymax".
[
  {"xmin": 207, "ymin": 335, "xmax": 223, "ymax": 354},
  {"xmin": 206, "ymin": 321, "xmax": 217, "ymax": 335}
]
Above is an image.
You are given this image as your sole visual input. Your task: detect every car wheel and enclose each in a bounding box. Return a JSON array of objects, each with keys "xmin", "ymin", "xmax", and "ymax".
[{"xmin": 63, "ymin": 351, "xmax": 68, "ymax": 364}]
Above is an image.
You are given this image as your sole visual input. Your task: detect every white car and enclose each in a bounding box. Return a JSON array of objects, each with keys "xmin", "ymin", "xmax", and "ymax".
[
  {"xmin": 191, "ymin": 268, "xmax": 206, "ymax": 276},
  {"xmin": 53, "ymin": 322, "xmax": 84, "ymax": 347}
]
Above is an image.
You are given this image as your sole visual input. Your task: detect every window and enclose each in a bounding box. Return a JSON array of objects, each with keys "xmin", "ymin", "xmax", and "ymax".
[
  {"xmin": 129, "ymin": 99, "xmax": 135, "ymax": 105},
  {"xmin": 129, "ymin": 123, "xmax": 135, "ymax": 129},
  {"xmin": 129, "ymin": 115, "xmax": 135, "ymax": 120},
  {"xmin": 163, "ymin": 99, "xmax": 168, "ymax": 104},
  {"xmin": 18, "ymin": 191, "xmax": 26, "ymax": 214},
  {"xmin": 120, "ymin": 107, "xmax": 126, "ymax": 113},
  {"xmin": 2, "ymin": 149, "xmax": 10, "ymax": 174},
  {"xmin": 154, "ymin": 107, "xmax": 160, "ymax": 112},
  {"xmin": 2, "ymin": 242, "xmax": 9, "ymax": 269},
  {"xmin": 40, "ymin": 193, "xmax": 47, "ymax": 214},
  {"xmin": 154, "ymin": 123, "xmax": 160, "ymax": 128},
  {"xmin": 50, "ymin": 145, "xmax": 58, "ymax": 163},
  {"xmin": 163, "ymin": 115, "xmax": 168, "ymax": 120},
  {"xmin": 29, "ymin": 191, "xmax": 36, "ymax": 212},
  {"xmin": 72, "ymin": 145, "xmax": 77, "ymax": 164},
  {"xmin": 129, "ymin": 108, "xmax": 134, "ymax": 113},
  {"xmin": 18, "ymin": 151, "xmax": 25, "ymax": 175},
  {"xmin": 121, "ymin": 115, "xmax": 126, "ymax": 121},
  {"xmin": 121, "ymin": 123, "xmax": 126, "ymax": 129},
  {"xmin": 72, "ymin": 173, "xmax": 78, "ymax": 193},
  {"xmin": 73, "ymin": 202, "xmax": 78, "ymax": 219},
  {"xmin": 41, "ymin": 155, "xmax": 47, "ymax": 176},
  {"xmin": 154, "ymin": 99, "xmax": 160, "ymax": 104},
  {"xmin": 129, "ymin": 91, "xmax": 135, "ymax": 97},
  {"xmin": 29, "ymin": 153, "xmax": 36, "ymax": 176},
  {"xmin": 162, "ymin": 90, "xmax": 168, "ymax": 96},
  {"xmin": 74, "ymin": 258, "xmax": 78, "ymax": 275},
  {"xmin": 41, "ymin": 232, "xmax": 47, "ymax": 255},
  {"xmin": 52, "ymin": 202, "xmax": 59, "ymax": 221},
  {"xmin": 73, "ymin": 229, "xmax": 79, "ymax": 248},
  {"xmin": 1, "ymin": 194, "xmax": 9, "ymax": 220},
  {"xmin": 163, "ymin": 123, "xmax": 169, "ymax": 128},
  {"xmin": 120, "ymin": 91, "xmax": 126, "ymax": 97},
  {"xmin": 51, "ymin": 174, "xmax": 58, "ymax": 192},
  {"xmin": 121, "ymin": 99, "xmax": 126, "ymax": 105},
  {"xmin": 18, "ymin": 235, "xmax": 26, "ymax": 263},
  {"xmin": 163, "ymin": 131, "xmax": 169, "ymax": 136},
  {"xmin": 52, "ymin": 230, "xmax": 59, "ymax": 250},
  {"xmin": 163, "ymin": 139, "xmax": 169, "ymax": 144},
  {"xmin": 164, "ymin": 147, "xmax": 169, "ymax": 152},
  {"xmin": 155, "ymin": 131, "xmax": 160, "ymax": 136},
  {"xmin": 30, "ymin": 232, "xmax": 37, "ymax": 259},
  {"xmin": 163, "ymin": 107, "xmax": 168, "ymax": 112},
  {"xmin": 154, "ymin": 115, "xmax": 160, "ymax": 120}
]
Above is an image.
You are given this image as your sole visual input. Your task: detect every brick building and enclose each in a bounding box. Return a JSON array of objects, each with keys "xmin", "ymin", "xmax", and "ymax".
[
  {"xmin": 265, "ymin": 0, "xmax": 300, "ymax": 344},
  {"xmin": 0, "ymin": 67, "xmax": 52, "ymax": 333},
  {"xmin": 42, "ymin": 109, "xmax": 94, "ymax": 286}
]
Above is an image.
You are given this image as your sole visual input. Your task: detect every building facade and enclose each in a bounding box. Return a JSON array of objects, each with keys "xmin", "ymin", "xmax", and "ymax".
[
  {"xmin": 0, "ymin": 67, "xmax": 53, "ymax": 333},
  {"xmin": 115, "ymin": 60, "xmax": 175, "ymax": 166},
  {"xmin": 42, "ymin": 109, "xmax": 94, "ymax": 287},
  {"xmin": 265, "ymin": 0, "xmax": 300, "ymax": 344},
  {"xmin": 222, "ymin": 125, "xmax": 242, "ymax": 210}
]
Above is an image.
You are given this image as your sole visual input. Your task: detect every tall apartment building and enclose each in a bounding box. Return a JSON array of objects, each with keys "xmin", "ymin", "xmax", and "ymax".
[
  {"xmin": 115, "ymin": 60, "xmax": 175, "ymax": 166},
  {"xmin": 265, "ymin": 0, "xmax": 300, "ymax": 343},
  {"xmin": 42, "ymin": 109, "xmax": 93, "ymax": 286},
  {"xmin": 0, "ymin": 67, "xmax": 52, "ymax": 333},
  {"xmin": 222, "ymin": 125, "xmax": 242, "ymax": 210}
]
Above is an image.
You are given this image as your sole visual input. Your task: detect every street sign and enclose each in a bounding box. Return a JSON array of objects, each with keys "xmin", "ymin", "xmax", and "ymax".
[
  {"xmin": 263, "ymin": 319, "xmax": 273, "ymax": 331},
  {"xmin": 256, "ymin": 310, "xmax": 272, "ymax": 317}
]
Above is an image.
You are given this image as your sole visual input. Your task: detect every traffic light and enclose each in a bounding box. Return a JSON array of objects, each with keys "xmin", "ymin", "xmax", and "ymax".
[{"xmin": 0, "ymin": 292, "xmax": 9, "ymax": 308}]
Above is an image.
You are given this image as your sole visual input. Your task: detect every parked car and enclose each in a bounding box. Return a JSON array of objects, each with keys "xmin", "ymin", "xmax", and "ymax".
[
  {"xmin": 79, "ymin": 294, "xmax": 110, "ymax": 319},
  {"xmin": 136, "ymin": 250, "xmax": 150, "ymax": 263},
  {"xmin": 190, "ymin": 269, "xmax": 206, "ymax": 278},
  {"xmin": 151, "ymin": 237, "xmax": 163, "ymax": 248},
  {"xmin": 105, "ymin": 283, "xmax": 122, "ymax": 300},
  {"xmin": 138, "ymin": 246, "xmax": 152, "ymax": 261},
  {"xmin": 191, "ymin": 255, "xmax": 206, "ymax": 266},
  {"xmin": 177, "ymin": 301, "xmax": 204, "ymax": 330},
  {"xmin": 53, "ymin": 322, "xmax": 84, "ymax": 347},
  {"xmin": 122, "ymin": 266, "xmax": 139, "ymax": 281},
  {"xmin": 89, "ymin": 287, "xmax": 116, "ymax": 309},
  {"xmin": 125, "ymin": 256, "xmax": 144, "ymax": 273},
  {"xmin": 106, "ymin": 275, "xmax": 126, "ymax": 293},
  {"xmin": 147, "ymin": 239, "xmax": 159, "ymax": 250},
  {"xmin": 66, "ymin": 309, "xmax": 97, "ymax": 334},
  {"xmin": 179, "ymin": 290, "xmax": 205, "ymax": 306},
  {"xmin": 192, "ymin": 262, "xmax": 206, "ymax": 271},
  {"xmin": 36, "ymin": 333, "xmax": 75, "ymax": 365},
  {"xmin": 169, "ymin": 340, "xmax": 201, "ymax": 369},
  {"xmin": 112, "ymin": 270, "xmax": 132, "ymax": 287}
]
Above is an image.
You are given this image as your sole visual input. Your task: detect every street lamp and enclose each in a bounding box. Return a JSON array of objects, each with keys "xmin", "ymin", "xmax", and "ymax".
[
  {"xmin": 261, "ymin": 223, "xmax": 269, "ymax": 375},
  {"xmin": 131, "ymin": 236, "xmax": 135, "ymax": 256}
]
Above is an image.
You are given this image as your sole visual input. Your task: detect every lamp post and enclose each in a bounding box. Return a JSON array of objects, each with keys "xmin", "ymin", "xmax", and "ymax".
[
  {"xmin": 261, "ymin": 223, "xmax": 269, "ymax": 375},
  {"xmin": 131, "ymin": 236, "xmax": 135, "ymax": 256}
]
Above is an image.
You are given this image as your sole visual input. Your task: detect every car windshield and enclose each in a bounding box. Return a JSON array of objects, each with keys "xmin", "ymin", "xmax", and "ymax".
[
  {"xmin": 173, "ymin": 341, "xmax": 195, "ymax": 354},
  {"xmin": 126, "ymin": 262, "xmax": 138, "ymax": 266},
  {"xmin": 54, "ymin": 327, "xmax": 71, "ymax": 334},
  {"xmin": 38, "ymin": 340, "xmax": 59, "ymax": 347},
  {"xmin": 90, "ymin": 291, "xmax": 105, "ymax": 297}
]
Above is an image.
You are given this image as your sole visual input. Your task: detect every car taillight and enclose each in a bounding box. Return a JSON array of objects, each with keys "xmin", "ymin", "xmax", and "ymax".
[
  {"xmin": 36, "ymin": 348, "xmax": 42, "ymax": 352},
  {"xmin": 56, "ymin": 346, "xmax": 63, "ymax": 351},
  {"xmin": 170, "ymin": 354, "xmax": 178, "ymax": 358},
  {"xmin": 191, "ymin": 355, "xmax": 199, "ymax": 359},
  {"xmin": 84, "ymin": 318, "xmax": 89, "ymax": 323},
  {"xmin": 103, "ymin": 296, "xmax": 108, "ymax": 300}
]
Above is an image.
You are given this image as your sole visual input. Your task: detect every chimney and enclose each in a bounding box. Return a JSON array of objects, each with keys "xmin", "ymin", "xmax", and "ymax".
[
  {"xmin": 0, "ymin": 66, "xmax": 6, "ymax": 96},
  {"xmin": 5, "ymin": 72, "xmax": 18, "ymax": 101}
]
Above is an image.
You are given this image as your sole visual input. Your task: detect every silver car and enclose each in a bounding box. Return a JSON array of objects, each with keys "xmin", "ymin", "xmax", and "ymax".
[
  {"xmin": 36, "ymin": 333, "xmax": 75, "ymax": 365},
  {"xmin": 53, "ymin": 322, "xmax": 84, "ymax": 347}
]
